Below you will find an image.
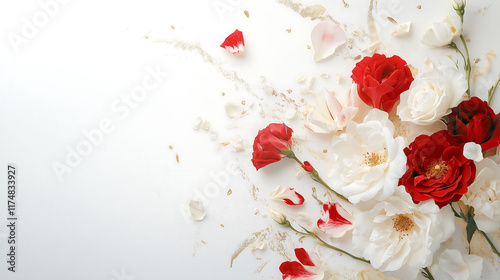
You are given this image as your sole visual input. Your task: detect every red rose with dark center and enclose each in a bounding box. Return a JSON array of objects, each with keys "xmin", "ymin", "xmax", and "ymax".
[
  {"xmin": 447, "ymin": 96, "xmax": 500, "ymax": 151},
  {"xmin": 399, "ymin": 130, "xmax": 476, "ymax": 208},
  {"xmin": 351, "ymin": 53, "xmax": 414, "ymax": 113},
  {"xmin": 251, "ymin": 123, "xmax": 293, "ymax": 170}
]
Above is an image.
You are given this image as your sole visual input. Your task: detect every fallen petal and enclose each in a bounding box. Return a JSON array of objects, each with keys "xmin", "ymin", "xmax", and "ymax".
[
  {"xmin": 189, "ymin": 200, "xmax": 206, "ymax": 221},
  {"xmin": 270, "ymin": 185, "xmax": 305, "ymax": 205},
  {"xmin": 311, "ymin": 20, "xmax": 347, "ymax": 62},
  {"xmin": 221, "ymin": 29, "xmax": 245, "ymax": 54}
]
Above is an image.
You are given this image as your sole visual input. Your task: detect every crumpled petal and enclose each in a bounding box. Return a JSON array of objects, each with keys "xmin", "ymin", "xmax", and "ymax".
[
  {"xmin": 270, "ymin": 185, "xmax": 305, "ymax": 205},
  {"xmin": 311, "ymin": 20, "xmax": 347, "ymax": 62}
]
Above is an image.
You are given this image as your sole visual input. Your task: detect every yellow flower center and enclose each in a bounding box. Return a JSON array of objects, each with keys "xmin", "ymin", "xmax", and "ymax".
[
  {"xmin": 364, "ymin": 152, "xmax": 385, "ymax": 167},
  {"xmin": 425, "ymin": 161, "xmax": 448, "ymax": 179},
  {"xmin": 393, "ymin": 214, "xmax": 415, "ymax": 234}
]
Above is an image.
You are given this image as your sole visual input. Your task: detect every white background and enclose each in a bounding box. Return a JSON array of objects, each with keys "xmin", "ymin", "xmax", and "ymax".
[{"xmin": 1, "ymin": 0, "xmax": 500, "ymax": 279}]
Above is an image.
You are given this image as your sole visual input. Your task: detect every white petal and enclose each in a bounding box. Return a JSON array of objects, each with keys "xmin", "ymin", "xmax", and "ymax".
[
  {"xmin": 391, "ymin": 22, "xmax": 411, "ymax": 37},
  {"xmin": 189, "ymin": 200, "xmax": 206, "ymax": 221},
  {"xmin": 463, "ymin": 142, "xmax": 483, "ymax": 162},
  {"xmin": 311, "ymin": 20, "xmax": 347, "ymax": 62}
]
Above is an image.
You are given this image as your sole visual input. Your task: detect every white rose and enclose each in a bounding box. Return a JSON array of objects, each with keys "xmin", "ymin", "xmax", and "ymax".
[
  {"xmin": 352, "ymin": 188, "xmax": 455, "ymax": 279},
  {"xmin": 397, "ymin": 65, "xmax": 466, "ymax": 125},
  {"xmin": 421, "ymin": 14, "xmax": 462, "ymax": 47},
  {"xmin": 430, "ymin": 249, "xmax": 483, "ymax": 280},
  {"xmin": 328, "ymin": 109, "xmax": 406, "ymax": 204},
  {"xmin": 461, "ymin": 157, "xmax": 500, "ymax": 233}
]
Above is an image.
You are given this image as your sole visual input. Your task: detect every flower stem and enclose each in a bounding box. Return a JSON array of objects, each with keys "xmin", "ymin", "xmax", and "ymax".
[
  {"xmin": 479, "ymin": 230, "xmax": 500, "ymax": 258},
  {"xmin": 283, "ymin": 220, "xmax": 370, "ymax": 264},
  {"xmin": 288, "ymin": 152, "xmax": 349, "ymax": 203},
  {"xmin": 453, "ymin": 203, "xmax": 500, "ymax": 258},
  {"xmin": 488, "ymin": 75, "xmax": 500, "ymax": 105},
  {"xmin": 422, "ymin": 267, "xmax": 435, "ymax": 280},
  {"xmin": 459, "ymin": 35, "xmax": 472, "ymax": 98}
]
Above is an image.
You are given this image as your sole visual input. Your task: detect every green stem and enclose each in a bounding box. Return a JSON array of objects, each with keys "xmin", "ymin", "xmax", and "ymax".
[
  {"xmin": 422, "ymin": 267, "xmax": 435, "ymax": 280},
  {"xmin": 488, "ymin": 75, "xmax": 500, "ymax": 105},
  {"xmin": 460, "ymin": 35, "xmax": 472, "ymax": 98},
  {"xmin": 288, "ymin": 153, "xmax": 349, "ymax": 202},
  {"xmin": 454, "ymin": 203, "xmax": 500, "ymax": 258},
  {"xmin": 479, "ymin": 230, "xmax": 500, "ymax": 258},
  {"xmin": 285, "ymin": 221, "xmax": 370, "ymax": 264}
]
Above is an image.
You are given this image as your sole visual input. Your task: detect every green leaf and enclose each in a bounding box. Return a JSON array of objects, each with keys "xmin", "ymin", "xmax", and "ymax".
[{"xmin": 466, "ymin": 210, "xmax": 478, "ymax": 245}]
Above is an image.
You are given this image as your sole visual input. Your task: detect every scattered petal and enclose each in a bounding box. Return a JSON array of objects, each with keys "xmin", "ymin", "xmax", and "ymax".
[
  {"xmin": 311, "ymin": 20, "xmax": 347, "ymax": 62},
  {"xmin": 317, "ymin": 202, "xmax": 353, "ymax": 238},
  {"xmin": 220, "ymin": 29, "xmax": 245, "ymax": 54},
  {"xmin": 231, "ymin": 135, "xmax": 245, "ymax": 152},
  {"xmin": 391, "ymin": 22, "xmax": 411, "ymax": 37},
  {"xmin": 189, "ymin": 200, "xmax": 206, "ymax": 221},
  {"xmin": 279, "ymin": 248, "xmax": 325, "ymax": 280},
  {"xmin": 270, "ymin": 185, "xmax": 305, "ymax": 205},
  {"xmin": 193, "ymin": 117, "xmax": 202, "ymax": 130}
]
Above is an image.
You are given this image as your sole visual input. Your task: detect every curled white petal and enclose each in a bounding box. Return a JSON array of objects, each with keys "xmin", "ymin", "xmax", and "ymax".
[
  {"xmin": 463, "ymin": 142, "xmax": 483, "ymax": 162},
  {"xmin": 430, "ymin": 249, "xmax": 483, "ymax": 280},
  {"xmin": 311, "ymin": 20, "xmax": 347, "ymax": 62}
]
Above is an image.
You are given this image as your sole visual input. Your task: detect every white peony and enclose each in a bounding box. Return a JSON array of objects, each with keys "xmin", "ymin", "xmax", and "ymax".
[
  {"xmin": 397, "ymin": 65, "xmax": 466, "ymax": 125},
  {"xmin": 461, "ymin": 157, "xmax": 500, "ymax": 233},
  {"xmin": 421, "ymin": 14, "xmax": 462, "ymax": 47},
  {"xmin": 327, "ymin": 109, "xmax": 406, "ymax": 204},
  {"xmin": 305, "ymin": 85, "xmax": 358, "ymax": 133},
  {"xmin": 352, "ymin": 188, "xmax": 455, "ymax": 279},
  {"xmin": 430, "ymin": 249, "xmax": 483, "ymax": 280}
]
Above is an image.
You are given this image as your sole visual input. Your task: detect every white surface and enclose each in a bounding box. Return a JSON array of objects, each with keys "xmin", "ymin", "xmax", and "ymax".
[{"xmin": 0, "ymin": 0, "xmax": 500, "ymax": 279}]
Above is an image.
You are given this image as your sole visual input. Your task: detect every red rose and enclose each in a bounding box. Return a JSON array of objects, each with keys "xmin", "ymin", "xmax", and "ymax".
[
  {"xmin": 447, "ymin": 96, "xmax": 500, "ymax": 151},
  {"xmin": 251, "ymin": 123, "xmax": 293, "ymax": 170},
  {"xmin": 351, "ymin": 53, "xmax": 414, "ymax": 113},
  {"xmin": 399, "ymin": 130, "xmax": 476, "ymax": 208}
]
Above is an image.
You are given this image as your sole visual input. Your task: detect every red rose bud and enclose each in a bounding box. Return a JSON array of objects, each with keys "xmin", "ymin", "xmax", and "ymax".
[
  {"xmin": 220, "ymin": 29, "xmax": 245, "ymax": 54},
  {"xmin": 399, "ymin": 130, "xmax": 476, "ymax": 208},
  {"xmin": 251, "ymin": 123, "xmax": 293, "ymax": 170},
  {"xmin": 302, "ymin": 161, "xmax": 315, "ymax": 172},
  {"xmin": 351, "ymin": 53, "xmax": 414, "ymax": 113},
  {"xmin": 447, "ymin": 96, "xmax": 500, "ymax": 151}
]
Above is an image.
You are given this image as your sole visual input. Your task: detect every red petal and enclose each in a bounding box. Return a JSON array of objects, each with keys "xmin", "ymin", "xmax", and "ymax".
[
  {"xmin": 279, "ymin": 261, "xmax": 316, "ymax": 280},
  {"xmin": 220, "ymin": 29, "xmax": 245, "ymax": 54},
  {"xmin": 294, "ymin": 248, "xmax": 316, "ymax": 266}
]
